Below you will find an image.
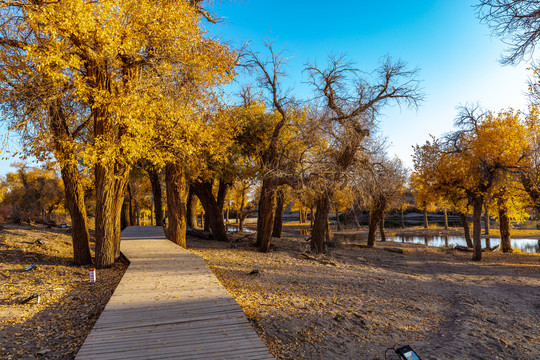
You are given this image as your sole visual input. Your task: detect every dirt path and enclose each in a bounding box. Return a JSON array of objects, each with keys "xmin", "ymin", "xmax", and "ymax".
[{"xmin": 190, "ymin": 231, "xmax": 540, "ymax": 360}]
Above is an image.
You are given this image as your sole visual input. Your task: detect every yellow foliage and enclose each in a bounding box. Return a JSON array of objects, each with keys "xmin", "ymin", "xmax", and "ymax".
[
  {"xmin": 0, "ymin": 0, "xmax": 236, "ymax": 173},
  {"xmin": 412, "ymin": 108, "xmax": 532, "ymax": 221}
]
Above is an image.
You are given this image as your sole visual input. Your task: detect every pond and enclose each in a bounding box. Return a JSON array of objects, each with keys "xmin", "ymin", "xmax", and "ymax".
[
  {"xmin": 333, "ymin": 234, "xmax": 540, "ymax": 254},
  {"xmin": 227, "ymin": 225, "xmax": 255, "ymax": 233}
]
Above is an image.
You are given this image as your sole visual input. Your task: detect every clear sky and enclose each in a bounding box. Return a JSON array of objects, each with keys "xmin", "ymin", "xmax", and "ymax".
[
  {"xmin": 0, "ymin": 0, "xmax": 533, "ymax": 174},
  {"xmin": 207, "ymin": 0, "xmax": 532, "ymax": 169}
]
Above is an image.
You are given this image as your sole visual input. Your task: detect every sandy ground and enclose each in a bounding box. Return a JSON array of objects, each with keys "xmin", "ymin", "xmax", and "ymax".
[
  {"xmin": 189, "ymin": 225, "xmax": 540, "ymax": 360},
  {"xmin": 0, "ymin": 224, "xmax": 127, "ymax": 359},
  {"xmin": 1, "ymin": 222, "xmax": 538, "ymax": 359}
]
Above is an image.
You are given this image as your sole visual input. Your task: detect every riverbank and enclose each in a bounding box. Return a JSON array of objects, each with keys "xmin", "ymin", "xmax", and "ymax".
[
  {"xmin": 189, "ymin": 226, "xmax": 540, "ymax": 359},
  {"xmin": 276, "ymin": 221, "xmax": 540, "ymax": 239}
]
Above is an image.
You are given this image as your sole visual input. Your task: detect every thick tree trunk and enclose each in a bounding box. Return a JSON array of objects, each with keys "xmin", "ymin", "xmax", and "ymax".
[
  {"xmin": 192, "ymin": 180, "xmax": 228, "ymax": 242},
  {"xmin": 379, "ymin": 215, "xmax": 386, "ymax": 241},
  {"xmin": 272, "ymin": 188, "xmax": 284, "ymax": 238},
  {"xmin": 165, "ymin": 163, "xmax": 188, "ymax": 248},
  {"xmin": 94, "ymin": 162, "xmax": 129, "ymax": 268},
  {"xmin": 121, "ymin": 195, "xmax": 129, "ymax": 230},
  {"xmin": 352, "ymin": 207, "xmax": 361, "ymax": 229},
  {"xmin": 444, "ymin": 209, "xmax": 448, "ymax": 230},
  {"xmin": 49, "ymin": 101, "xmax": 92, "ymax": 265},
  {"xmin": 121, "ymin": 183, "xmax": 132, "ymax": 230},
  {"xmin": 368, "ymin": 199, "xmax": 385, "ymax": 247},
  {"xmin": 239, "ymin": 213, "xmax": 246, "ymax": 232},
  {"xmin": 423, "ymin": 208, "xmax": 429, "ymax": 229},
  {"xmin": 217, "ymin": 181, "xmax": 229, "ymax": 215},
  {"xmin": 368, "ymin": 210, "xmax": 383, "ymax": 247},
  {"xmin": 472, "ymin": 196, "xmax": 483, "ymax": 261},
  {"xmin": 460, "ymin": 213, "xmax": 473, "ymax": 248},
  {"xmin": 256, "ymin": 179, "xmax": 277, "ymax": 252},
  {"xmin": 203, "ymin": 213, "xmax": 209, "ymax": 231},
  {"xmin": 60, "ymin": 164, "xmax": 92, "ymax": 265},
  {"xmin": 310, "ymin": 206, "xmax": 314, "ymax": 228},
  {"xmin": 401, "ymin": 208, "xmax": 405, "ymax": 228},
  {"xmin": 300, "ymin": 207, "xmax": 307, "ymax": 224},
  {"xmin": 186, "ymin": 188, "xmax": 197, "ymax": 228},
  {"xmin": 311, "ymin": 193, "xmax": 331, "ymax": 254},
  {"xmin": 498, "ymin": 203, "xmax": 512, "ymax": 253},
  {"xmin": 147, "ymin": 168, "xmax": 163, "ymax": 227}
]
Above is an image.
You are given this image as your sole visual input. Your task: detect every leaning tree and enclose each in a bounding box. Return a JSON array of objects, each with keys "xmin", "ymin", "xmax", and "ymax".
[{"xmin": 305, "ymin": 55, "xmax": 423, "ymax": 253}]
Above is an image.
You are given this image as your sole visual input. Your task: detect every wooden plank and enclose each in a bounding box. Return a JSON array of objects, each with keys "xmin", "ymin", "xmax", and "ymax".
[{"xmin": 76, "ymin": 226, "xmax": 273, "ymax": 360}]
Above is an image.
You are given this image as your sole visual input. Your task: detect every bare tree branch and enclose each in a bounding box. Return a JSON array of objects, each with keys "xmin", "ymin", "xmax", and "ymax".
[{"xmin": 477, "ymin": 0, "xmax": 540, "ymax": 64}]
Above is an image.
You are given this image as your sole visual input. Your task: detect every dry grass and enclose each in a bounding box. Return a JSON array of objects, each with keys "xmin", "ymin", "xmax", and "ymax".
[{"xmin": 0, "ymin": 224, "xmax": 127, "ymax": 359}]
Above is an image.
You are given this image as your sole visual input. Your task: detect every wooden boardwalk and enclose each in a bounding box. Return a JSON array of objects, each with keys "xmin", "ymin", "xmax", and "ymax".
[{"xmin": 76, "ymin": 226, "xmax": 274, "ymax": 360}]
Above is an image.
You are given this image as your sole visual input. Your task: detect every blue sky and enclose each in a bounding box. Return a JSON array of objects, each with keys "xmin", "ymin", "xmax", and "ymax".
[
  {"xmin": 208, "ymin": 0, "xmax": 532, "ymax": 169},
  {"xmin": 0, "ymin": 0, "xmax": 533, "ymax": 174}
]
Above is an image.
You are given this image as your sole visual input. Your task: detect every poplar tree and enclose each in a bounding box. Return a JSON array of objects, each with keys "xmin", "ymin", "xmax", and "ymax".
[{"xmin": 0, "ymin": 0, "xmax": 235, "ymax": 267}]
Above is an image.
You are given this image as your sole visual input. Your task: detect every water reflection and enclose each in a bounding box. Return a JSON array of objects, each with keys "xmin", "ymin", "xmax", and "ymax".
[
  {"xmin": 334, "ymin": 234, "xmax": 540, "ymax": 253},
  {"xmin": 227, "ymin": 225, "xmax": 255, "ymax": 233}
]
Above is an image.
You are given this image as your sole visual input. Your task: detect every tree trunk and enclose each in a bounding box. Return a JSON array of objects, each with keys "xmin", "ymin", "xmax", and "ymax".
[
  {"xmin": 60, "ymin": 164, "xmax": 92, "ymax": 265},
  {"xmin": 423, "ymin": 208, "xmax": 429, "ymax": 229},
  {"xmin": 379, "ymin": 215, "xmax": 386, "ymax": 241},
  {"xmin": 217, "ymin": 181, "xmax": 229, "ymax": 215},
  {"xmin": 352, "ymin": 207, "xmax": 361, "ymax": 229},
  {"xmin": 301, "ymin": 207, "xmax": 307, "ymax": 223},
  {"xmin": 94, "ymin": 161, "xmax": 129, "ymax": 268},
  {"xmin": 186, "ymin": 188, "xmax": 198, "ymax": 228},
  {"xmin": 192, "ymin": 180, "xmax": 228, "ymax": 242},
  {"xmin": 311, "ymin": 193, "xmax": 331, "ymax": 254},
  {"xmin": 367, "ymin": 205, "xmax": 383, "ymax": 247},
  {"xmin": 46, "ymin": 208, "xmax": 53, "ymax": 222},
  {"xmin": 120, "ymin": 185, "xmax": 132, "ymax": 230},
  {"xmin": 113, "ymin": 177, "xmax": 127, "ymax": 259},
  {"xmin": 147, "ymin": 168, "xmax": 163, "ymax": 227},
  {"xmin": 165, "ymin": 163, "xmax": 188, "ymax": 248},
  {"xmin": 472, "ymin": 196, "xmax": 483, "ymax": 261},
  {"xmin": 498, "ymin": 202, "xmax": 512, "ymax": 253},
  {"xmin": 401, "ymin": 208, "xmax": 405, "ymax": 228},
  {"xmin": 272, "ymin": 188, "xmax": 284, "ymax": 238},
  {"xmin": 310, "ymin": 206, "xmax": 314, "ymax": 228},
  {"xmin": 460, "ymin": 213, "xmax": 473, "ymax": 248},
  {"xmin": 135, "ymin": 201, "xmax": 140, "ymax": 226},
  {"xmin": 256, "ymin": 179, "xmax": 277, "ymax": 252},
  {"xmin": 335, "ymin": 208, "xmax": 341, "ymax": 231},
  {"xmin": 483, "ymin": 203, "xmax": 490, "ymax": 235},
  {"xmin": 128, "ymin": 185, "xmax": 134, "ymax": 226},
  {"xmin": 368, "ymin": 198, "xmax": 385, "ymax": 247},
  {"xmin": 203, "ymin": 213, "xmax": 209, "ymax": 231},
  {"xmin": 48, "ymin": 101, "xmax": 92, "ymax": 265},
  {"xmin": 444, "ymin": 209, "xmax": 448, "ymax": 230},
  {"xmin": 239, "ymin": 213, "xmax": 245, "ymax": 232}
]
